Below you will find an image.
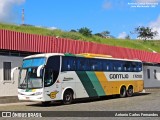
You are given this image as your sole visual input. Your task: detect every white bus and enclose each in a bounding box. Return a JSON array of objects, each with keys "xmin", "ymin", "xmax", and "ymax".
[{"xmin": 16, "ymin": 53, "xmax": 144, "ymax": 105}]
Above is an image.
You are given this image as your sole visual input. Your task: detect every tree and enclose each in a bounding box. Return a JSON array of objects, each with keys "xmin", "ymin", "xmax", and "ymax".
[
  {"xmin": 125, "ymin": 35, "xmax": 130, "ymax": 40},
  {"xmin": 94, "ymin": 33, "xmax": 104, "ymax": 37},
  {"xmin": 134, "ymin": 26, "xmax": 158, "ymax": 41},
  {"xmin": 101, "ymin": 31, "xmax": 110, "ymax": 37},
  {"xmin": 95, "ymin": 30, "xmax": 110, "ymax": 38},
  {"xmin": 70, "ymin": 29, "xmax": 77, "ymax": 32},
  {"xmin": 78, "ymin": 27, "xmax": 92, "ymax": 36}
]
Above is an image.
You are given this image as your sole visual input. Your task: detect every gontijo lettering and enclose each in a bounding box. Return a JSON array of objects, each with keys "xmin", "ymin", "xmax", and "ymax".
[{"xmin": 109, "ymin": 74, "xmax": 129, "ymax": 79}]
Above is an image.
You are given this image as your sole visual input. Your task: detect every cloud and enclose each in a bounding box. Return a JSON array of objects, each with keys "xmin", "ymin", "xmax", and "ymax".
[
  {"xmin": 0, "ymin": 0, "xmax": 25, "ymax": 22},
  {"xmin": 36, "ymin": 25, "xmax": 57, "ymax": 30},
  {"xmin": 47, "ymin": 26, "xmax": 57, "ymax": 30},
  {"xmin": 118, "ymin": 32, "xmax": 128, "ymax": 39},
  {"xmin": 149, "ymin": 15, "xmax": 160, "ymax": 40},
  {"xmin": 135, "ymin": 0, "xmax": 160, "ymax": 3},
  {"xmin": 102, "ymin": 0, "xmax": 127, "ymax": 10},
  {"xmin": 102, "ymin": 1, "xmax": 112, "ymax": 9}
]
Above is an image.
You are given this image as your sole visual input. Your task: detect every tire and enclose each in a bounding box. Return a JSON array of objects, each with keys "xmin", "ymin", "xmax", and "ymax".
[
  {"xmin": 63, "ymin": 90, "xmax": 73, "ymax": 105},
  {"xmin": 120, "ymin": 86, "xmax": 126, "ymax": 98},
  {"xmin": 127, "ymin": 86, "xmax": 133, "ymax": 97}
]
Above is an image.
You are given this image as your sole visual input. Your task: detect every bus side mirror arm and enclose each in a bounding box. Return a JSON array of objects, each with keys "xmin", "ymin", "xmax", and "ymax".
[
  {"xmin": 11, "ymin": 67, "xmax": 20, "ymax": 80},
  {"xmin": 37, "ymin": 65, "xmax": 44, "ymax": 77}
]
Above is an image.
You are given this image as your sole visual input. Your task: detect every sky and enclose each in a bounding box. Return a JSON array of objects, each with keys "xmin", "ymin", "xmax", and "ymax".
[{"xmin": 0, "ymin": 0, "xmax": 160, "ymax": 39}]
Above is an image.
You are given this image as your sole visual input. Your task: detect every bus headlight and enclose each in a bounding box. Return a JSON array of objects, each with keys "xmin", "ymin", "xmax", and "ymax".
[{"xmin": 35, "ymin": 92, "xmax": 42, "ymax": 95}]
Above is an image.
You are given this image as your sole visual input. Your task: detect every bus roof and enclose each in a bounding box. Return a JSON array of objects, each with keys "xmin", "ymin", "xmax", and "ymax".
[
  {"xmin": 24, "ymin": 53, "xmax": 142, "ymax": 62},
  {"xmin": 24, "ymin": 53, "xmax": 64, "ymax": 59}
]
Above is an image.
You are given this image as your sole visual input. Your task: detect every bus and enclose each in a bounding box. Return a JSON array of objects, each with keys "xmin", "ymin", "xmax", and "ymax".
[{"xmin": 15, "ymin": 53, "xmax": 144, "ymax": 105}]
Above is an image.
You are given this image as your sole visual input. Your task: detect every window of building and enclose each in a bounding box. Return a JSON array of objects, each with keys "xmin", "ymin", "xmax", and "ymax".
[
  {"xmin": 154, "ymin": 69, "xmax": 157, "ymax": 79},
  {"xmin": 147, "ymin": 69, "xmax": 150, "ymax": 79},
  {"xmin": 3, "ymin": 62, "xmax": 11, "ymax": 80}
]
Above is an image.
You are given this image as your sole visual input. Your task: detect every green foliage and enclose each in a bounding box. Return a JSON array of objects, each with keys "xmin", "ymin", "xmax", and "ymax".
[
  {"xmin": 70, "ymin": 29, "xmax": 77, "ymax": 32},
  {"xmin": 95, "ymin": 31, "xmax": 110, "ymax": 38},
  {"xmin": 94, "ymin": 33, "xmax": 104, "ymax": 37},
  {"xmin": 101, "ymin": 31, "xmax": 110, "ymax": 37},
  {"xmin": 134, "ymin": 26, "xmax": 158, "ymax": 41},
  {"xmin": 78, "ymin": 27, "xmax": 92, "ymax": 36}
]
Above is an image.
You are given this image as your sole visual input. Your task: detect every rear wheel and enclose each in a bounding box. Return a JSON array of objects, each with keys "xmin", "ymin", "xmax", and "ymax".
[
  {"xmin": 63, "ymin": 90, "xmax": 73, "ymax": 105},
  {"xmin": 127, "ymin": 86, "xmax": 133, "ymax": 97},
  {"xmin": 120, "ymin": 86, "xmax": 126, "ymax": 98}
]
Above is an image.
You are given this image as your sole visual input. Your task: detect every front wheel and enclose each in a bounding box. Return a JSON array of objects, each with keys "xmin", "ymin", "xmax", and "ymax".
[{"xmin": 63, "ymin": 90, "xmax": 73, "ymax": 105}]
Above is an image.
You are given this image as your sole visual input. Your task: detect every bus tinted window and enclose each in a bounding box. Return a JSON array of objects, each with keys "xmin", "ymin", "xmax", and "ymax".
[
  {"xmin": 102, "ymin": 60, "xmax": 111, "ymax": 71},
  {"xmin": 137, "ymin": 62, "xmax": 142, "ymax": 72},
  {"xmin": 123, "ymin": 61, "xmax": 131, "ymax": 72},
  {"xmin": 90, "ymin": 59, "xmax": 102, "ymax": 71},
  {"xmin": 111, "ymin": 60, "xmax": 122, "ymax": 71},
  {"xmin": 61, "ymin": 56, "xmax": 142, "ymax": 72},
  {"xmin": 77, "ymin": 58, "xmax": 90, "ymax": 71},
  {"xmin": 62, "ymin": 57, "xmax": 76, "ymax": 71}
]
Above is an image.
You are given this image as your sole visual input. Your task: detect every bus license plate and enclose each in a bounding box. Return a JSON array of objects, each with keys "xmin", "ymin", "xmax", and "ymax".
[{"xmin": 26, "ymin": 97, "xmax": 30, "ymax": 100}]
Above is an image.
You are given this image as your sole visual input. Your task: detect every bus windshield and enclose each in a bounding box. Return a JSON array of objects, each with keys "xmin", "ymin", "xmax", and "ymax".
[{"xmin": 18, "ymin": 57, "xmax": 46, "ymax": 89}]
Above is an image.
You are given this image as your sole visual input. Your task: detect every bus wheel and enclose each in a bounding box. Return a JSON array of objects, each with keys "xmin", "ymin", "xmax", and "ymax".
[
  {"xmin": 120, "ymin": 86, "xmax": 126, "ymax": 98},
  {"xmin": 63, "ymin": 90, "xmax": 73, "ymax": 105},
  {"xmin": 127, "ymin": 86, "xmax": 133, "ymax": 97}
]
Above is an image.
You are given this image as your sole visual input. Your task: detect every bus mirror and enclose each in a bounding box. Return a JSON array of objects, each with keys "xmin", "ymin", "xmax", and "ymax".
[
  {"xmin": 11, "ymin": 67, "xmax": 20, "ymax": 80},
  {"xmin": 37, "ymin": 65, "xmax": 44, "ymax": 77}
]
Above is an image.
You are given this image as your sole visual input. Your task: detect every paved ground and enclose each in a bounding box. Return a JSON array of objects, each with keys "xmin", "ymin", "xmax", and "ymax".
[{"xmin": 0, "ymin": 89, "xmax": 160, "ymax": 120}]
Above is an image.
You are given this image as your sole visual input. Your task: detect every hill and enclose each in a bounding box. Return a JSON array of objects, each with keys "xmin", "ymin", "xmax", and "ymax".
[{"xmin": 0, "ymin": 23, "xmax": 160, "ymax": 53}]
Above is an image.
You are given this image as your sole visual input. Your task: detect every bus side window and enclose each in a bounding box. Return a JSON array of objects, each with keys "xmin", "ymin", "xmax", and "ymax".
[
  {"xmin": 123, "ymin": 62, "xmax": 128, "ymax": 72},
  {"xmin": 112, "ymin": 61, "xmax": 117, "ymax": 71},
  {"xmin": 90, "ymin": 59, "xmax": 102, "ymax": 71},
  {"xmin": 117, "ymin": 61, "xmax": 122, "ymax": 71},
  {"xmin": 61, "ymin": 57, "xmax": 68, "ymax": 71},
  {"xmin": 67, "ymin": 64, "xmax": 71, "ymax": 70},
  {"xmin": 108, "ymin": 62, "xmax": 113, "ymax": 71},
  {"xmin": 62, "ymin": 57, "xmax": 76, "ymax": 71},
  {"xmin": 98, "ymin": 60, "xmax": 103, "ymax": 71},
  {"xmin": 137, "ymin": 62, "xmax": 142, "ymax": 72},
  {"xmin": 68, "ymin": 57, "xmax": 76, "ymax": 71},
  {"xmin": 77, "ymin": 58, "xmax": 89, "ymax": 71},
  {"xmin": 90, "ymin": 60, "xmax": 95, "ymax": 70},
  {"xmin": 103, "ymin": 62, "xmax": 110, "ymax": 71},
  {"xmin": 131, "ymin": 62, "xmax": 136, "ymax": 72},
  {"xmin": 79, "ymin": 60, "xmax": 84, "ymax": 71},
  {"xmin": 122, "ymin": 63, "xmax": 126, "ymax": 71}
]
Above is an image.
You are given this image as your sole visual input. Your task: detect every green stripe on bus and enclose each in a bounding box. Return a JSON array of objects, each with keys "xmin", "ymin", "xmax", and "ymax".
[
  {"xmin": 76, "ymin": 71, "xmax": 98, "ymax": 97},
  {"xmin": 64, "ymin": 53, "xmax": 76, "ymax": 56},
  {"xmin": 86, "ymin": 72, "xmax": 106, "ymax": 96}
]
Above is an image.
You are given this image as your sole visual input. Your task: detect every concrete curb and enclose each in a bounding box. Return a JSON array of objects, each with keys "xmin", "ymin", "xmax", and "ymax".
[{"xmin": 144, "ymin": 88, "xmax": 160, "ymax": 92}]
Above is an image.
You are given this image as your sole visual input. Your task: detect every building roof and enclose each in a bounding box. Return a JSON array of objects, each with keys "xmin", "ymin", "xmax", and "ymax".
[{"xmin": 1, "ymin": 29, "xmax": 160, "ymax": 63}]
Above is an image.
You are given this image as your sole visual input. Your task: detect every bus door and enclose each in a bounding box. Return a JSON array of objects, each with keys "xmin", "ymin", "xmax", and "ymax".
[{"xmin": 43, "ymin": 56, "xmax": 61, "ymax": 101}]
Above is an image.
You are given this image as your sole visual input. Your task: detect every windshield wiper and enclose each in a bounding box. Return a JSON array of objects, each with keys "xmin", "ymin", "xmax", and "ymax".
[{"xmin": 20, "ymin": 83, "xmax": 27, "ymax": 88}]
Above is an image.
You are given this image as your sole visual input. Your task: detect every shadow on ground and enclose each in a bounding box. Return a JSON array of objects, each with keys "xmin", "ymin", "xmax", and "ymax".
[{"xmin": 26, "ymin": 92, "xmax": 151, "ymax": 107}]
